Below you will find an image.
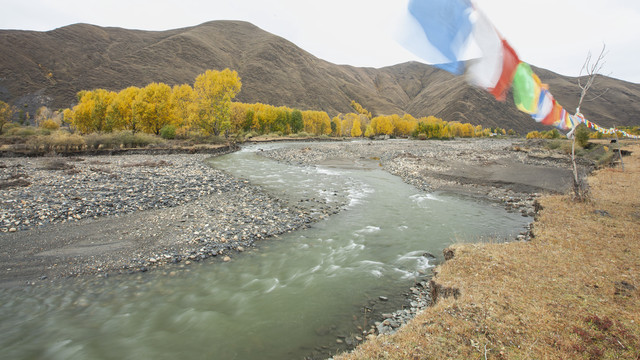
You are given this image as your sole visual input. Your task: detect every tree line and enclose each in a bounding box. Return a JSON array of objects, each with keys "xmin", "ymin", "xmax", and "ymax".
[
  {"xmin": 20, "ymin": 70, "xmax": 509, "ymax": 140},
  {"xmin": 63, "ymin": 69, "xmax": 241, "ymax": 137}
]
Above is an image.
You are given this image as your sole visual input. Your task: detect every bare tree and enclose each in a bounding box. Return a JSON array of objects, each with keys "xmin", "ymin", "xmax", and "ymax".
[
  {"xmin": 577, "ymin": 45, "xmax": 608, "ymax": 110},
  {"xmin": 568, "ymin": 44, "xmax": 608, "ymax": 201}
]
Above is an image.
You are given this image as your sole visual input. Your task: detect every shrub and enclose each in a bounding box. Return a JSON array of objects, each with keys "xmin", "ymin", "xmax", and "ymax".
[
  {"xmin": 8, "ymin": 126, "xmax": 37, "ymax": 137},
  {"xmin": 294, "ymin": 131, "xmax": 311, "ymax": 138},
  {"xmin": 542, "ymin": 129, "xmax": 561, "ymax": 139},
  {"xmin": 49, "ymin": 131, "xmax": 85, "ymax": 151},
  {"xmin": 160, "ymin": 125, "xmax": 177, "ymax": 139},
  {"xmin": 575, "ymin": 124, "xmax": 591, "ymax": 148},
  {"xmin": 84, "ymin": 133, "xmax": 113, "ymax": 150},
  {"xmin": 546, "ymin": 140, "xmax": 563, "ymax": 150},
  {"xmin": 131, "ymin": 132, "xmax": 163, "ymax": 147},
  {"xmin": 526, "ymin": 131, "xmax": 541, "ymax": 139},
  {"xmin": 40, "ymin": 119, "xmax": 60, "ymax": 131},
  {"xmin": 111, "ymin": 131, "xmax": 162, "ymax": 148}
]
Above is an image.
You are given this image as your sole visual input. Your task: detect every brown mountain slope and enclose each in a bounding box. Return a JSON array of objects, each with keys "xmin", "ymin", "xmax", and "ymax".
[{"xmin": 1, "ymin": 20, "xmax": 638, "ymax": 134}]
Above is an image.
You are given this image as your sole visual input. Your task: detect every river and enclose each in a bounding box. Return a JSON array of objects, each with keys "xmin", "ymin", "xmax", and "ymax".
[{"xmin": 0, "ymin": 142, "xmax": 530, "ymax": 359}]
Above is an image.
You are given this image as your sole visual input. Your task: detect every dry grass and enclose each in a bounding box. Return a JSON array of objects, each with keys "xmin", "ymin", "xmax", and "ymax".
[{"xmin": 337, "ymin": 143, "xmax": 640, "ymax": 360}]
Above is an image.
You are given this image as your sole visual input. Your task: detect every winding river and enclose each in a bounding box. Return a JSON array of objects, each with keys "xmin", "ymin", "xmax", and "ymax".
[{"xmin": 0, "ymin": 143, "xmax": 530, "ymax": 359}]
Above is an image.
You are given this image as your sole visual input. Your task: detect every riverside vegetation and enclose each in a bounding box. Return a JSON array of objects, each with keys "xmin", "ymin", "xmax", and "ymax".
[
  {"xmin": 336, "ymin": 142, "xmax": 640, "ymax": 360},
  {"xmin": 0, "ymin": 67, "xmax": 515, "ymax": 158}
]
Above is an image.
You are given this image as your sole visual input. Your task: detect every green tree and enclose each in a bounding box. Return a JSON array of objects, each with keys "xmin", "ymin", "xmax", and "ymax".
[
  {"xmin": 243, "ymin": 109, "xmax": 255, "ymax": 132},
  {"xmin": 290, "ymin": 109, "xmax": 303, "ymax": 133},
  {"xmin": 193, "ymin": 69, "xmax": 242, "ymax": 136}
]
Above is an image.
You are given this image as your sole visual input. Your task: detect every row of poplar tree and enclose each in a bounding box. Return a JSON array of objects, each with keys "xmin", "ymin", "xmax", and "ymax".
[{"xmin": 63, "ymin": 68, "xmax": 502, "ymax": 139}]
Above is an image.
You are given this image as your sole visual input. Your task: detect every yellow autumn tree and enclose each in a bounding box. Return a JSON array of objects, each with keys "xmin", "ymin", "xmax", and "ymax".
[
  {"xmin": 170, "ymin": 84, "xmax": 194, "ymax": 130},
  {"xmin": 71, "ymin": 89, "xmax": 116, "ymax": 133},
  {"xmin": 302, "ymin": 110, "xmax": 331, "ymax": 135},
  {"xmin": 474, "ymin": 125, "xmax": 484, "ymax": 137},
  {"xmin": 350, "ymin": 100, "xmax": 372, "ymax": 119},
  {"xmin": 341, "ymin": 113, "xmax": 358, "ymax": 137},
  {"xmin": 0, "ymin": 100, "xmax": 13, "ymax": 134},
  {"xmin": 193, "ymin": 69, "xmax": 242, "ymax": 136},
  {"xmin": 394, "ymin": 114, "xmax": 418, "ymax": 137},
  {"xmin": 371, "ymin": 115, "xmax": 394, "ymax": 136},
  {"xmin": 135, "ymin": 82, "xmax": 173, "ymax": 135},
  {"xmin": 460, "ymin": 123, "xmax": 475, "ymax": 137},
  {"xmin": 230, "ymin": 102, "xmax": 248, "ymax": 133},
  {"xmin": 331, "ymin": 116, "xmax": 342, "ymax": 137},
  {"xmin": 351, "ymin": 118, "xmax": 362, "ymax": 137},
  {"xmin": 106, "ymin": 86, "xmax": 140, "ymax": 132},
  {"xmin": 364, "ymin": 124, "xmax": 375, "ymax": 138}
]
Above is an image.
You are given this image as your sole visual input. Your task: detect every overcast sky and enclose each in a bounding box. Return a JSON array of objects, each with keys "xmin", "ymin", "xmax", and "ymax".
[{"xmin": 2, "ymin": 0, "xmax": 639, "ymax": 83}]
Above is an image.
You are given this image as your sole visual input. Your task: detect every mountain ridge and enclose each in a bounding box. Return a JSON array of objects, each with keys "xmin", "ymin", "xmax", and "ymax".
[{"xmin": 1, "ymin": 20, "xmax": 638, "ymax": 134}]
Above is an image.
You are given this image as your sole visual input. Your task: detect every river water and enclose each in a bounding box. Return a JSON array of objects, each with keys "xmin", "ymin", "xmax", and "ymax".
[{"xmin": 0, "ymin": 142, "xmax": 530, "ymax": 359}]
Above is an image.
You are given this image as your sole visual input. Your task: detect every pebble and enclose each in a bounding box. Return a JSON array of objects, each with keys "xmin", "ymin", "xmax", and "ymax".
[
  {"xmin": 375, "ymin": 280, "xmax": 432, "ymax": 336},
  {"xmin": 0, "ymin": 153, "xmax": 334, "ymax": 277}
]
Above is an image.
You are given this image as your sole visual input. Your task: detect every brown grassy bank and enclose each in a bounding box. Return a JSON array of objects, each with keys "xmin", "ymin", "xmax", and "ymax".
[{"xmin": 337, "ymin": 143, "xmax": 640, "ymax": 359}]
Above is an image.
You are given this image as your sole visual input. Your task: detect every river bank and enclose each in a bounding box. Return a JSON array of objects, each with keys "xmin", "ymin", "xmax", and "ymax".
[
  {"xmin": 335, "ymin": 144, "xmax": 640, "ymax": 359},
  {"xmin": 0, "ymin": 138, "xmax": 575, "ymax": 288}
]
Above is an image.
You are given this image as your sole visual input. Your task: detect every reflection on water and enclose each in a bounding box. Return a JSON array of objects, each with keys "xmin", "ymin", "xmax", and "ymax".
[{"xmin": 0, "ymin": 142, "xmax": 530, "ymax": 359}]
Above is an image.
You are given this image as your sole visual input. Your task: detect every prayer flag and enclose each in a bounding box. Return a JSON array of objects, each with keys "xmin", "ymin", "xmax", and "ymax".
[
  {"xmin": 465, "ymin": 9, "xmax": 519, "ymax": 100},
  {"xmin": 399, "ymin": 0, "xmax": 636, "ymax": 138},
  {"xmin": 541, "ymin": 101, "xmax": 563, "ymax": 126},
  {"xmin": 532, "ymin": 89, "xmax": 554, "ymax": 123},
  {"xmin": 512, "ymin": 62, "xmax": 542, "ymax": 114},
  {"xmin": 405, "ymin": 0, "xmax": 474, "ymax": 74}
]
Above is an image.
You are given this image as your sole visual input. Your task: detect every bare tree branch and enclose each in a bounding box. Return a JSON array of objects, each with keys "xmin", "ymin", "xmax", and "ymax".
[
  {"xmin": 576, "ymin": 44, "xmax": 608, "ymax": 113},
  {"xmin": 585, "ymin": 87, "xmax": 609, "ymax": 102}
]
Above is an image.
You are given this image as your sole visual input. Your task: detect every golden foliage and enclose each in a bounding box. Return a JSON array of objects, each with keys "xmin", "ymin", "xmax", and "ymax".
[
  {"xmin": 350, "ymin": 100, "xmax": 372, "ymax": 119},
  {"xmin": 61, "ymin": 70, "xmax": 497, "ymax": 140},
  {"xmin": 193, "ymin": 69, "xmax": 242, "ymax": 136},
  {"xmin": 351, "ymin": 118, "xmax": 362, "ymax": 137},
  {"xmin": 0, "ymin": 100, "xmax": 13, "ymax": 133}
]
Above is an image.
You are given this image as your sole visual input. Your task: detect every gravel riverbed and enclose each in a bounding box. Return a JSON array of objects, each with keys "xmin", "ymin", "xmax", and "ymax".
[
  {"xmin": 0, "ymin": 153, "xmax": 341, "ymax": 286},
  {"xmin": 0, "ymin": 138, "xmax": 577, "ymax": 289}
]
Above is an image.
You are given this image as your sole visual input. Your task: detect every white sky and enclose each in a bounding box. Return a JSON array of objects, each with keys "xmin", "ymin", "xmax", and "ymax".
[{"xmin": 2, "ymin": 0, "xmax": 639, "ymax": 83}]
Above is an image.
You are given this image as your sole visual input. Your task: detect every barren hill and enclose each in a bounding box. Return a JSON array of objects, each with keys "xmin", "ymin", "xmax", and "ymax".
[{"xmin": 1, "ymin": 20, "xmax": 639, "ymax": 134}]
